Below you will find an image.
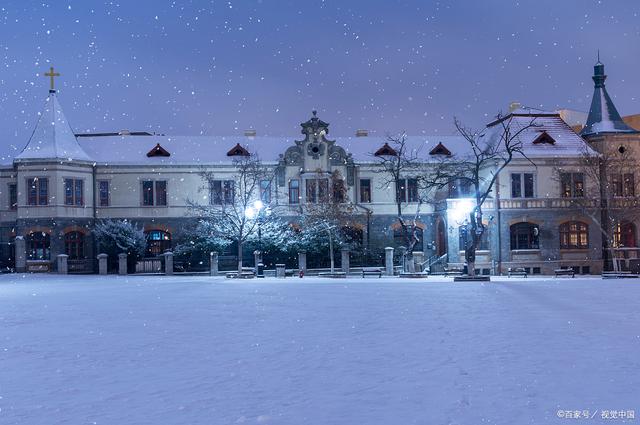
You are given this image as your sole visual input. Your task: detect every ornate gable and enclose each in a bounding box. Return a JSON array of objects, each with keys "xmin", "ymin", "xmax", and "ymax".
[
  {"xmin": 532, "ymin": 131, "xmax": 556, "ymax": 145},
  {"xmin": 429, "ymin": 142, "xmax": 452, "ymax": 156},
  {"xmin": 374, "ymin": 143, "xmax": 398, "ymax": 157},
  {"xmin": 227, "ymin": 143, "xmax": 250, "ymax": 157}
]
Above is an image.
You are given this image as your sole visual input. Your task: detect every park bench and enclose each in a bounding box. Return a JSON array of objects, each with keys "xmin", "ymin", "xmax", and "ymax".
[
  {"xmin": 508, "ymin": 267, "xmax": 528, "ymax": 278},
  {"xmin": 554, "ymin": 267, "xmax": 575, "ymax": 278},
  {"xmin": 443, "ymin": 267, "xmax": 463, "ymax": 277},
  {"xmin": 226, "ymin": 267, "xmax": 256, "ymax": 279},
  {"xmin": 362, "ymin": 267, "xmax": 383, "ymax": 278}
]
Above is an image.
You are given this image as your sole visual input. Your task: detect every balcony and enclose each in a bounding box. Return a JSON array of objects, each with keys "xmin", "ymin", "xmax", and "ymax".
[{"xmin": 499, "ymin": 198, "xmax": 599, "ymax": 209}]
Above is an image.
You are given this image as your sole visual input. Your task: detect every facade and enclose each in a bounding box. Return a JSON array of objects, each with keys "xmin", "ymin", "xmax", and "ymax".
[{"xmin": 1, "ymin": 61, "xmax": 638, "ymax": 274}]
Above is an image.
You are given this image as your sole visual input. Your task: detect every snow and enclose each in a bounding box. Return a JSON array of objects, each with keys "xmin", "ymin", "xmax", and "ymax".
[{"xmin": 0, "ymin": 274, "xmax": 638, "ymax": 425}]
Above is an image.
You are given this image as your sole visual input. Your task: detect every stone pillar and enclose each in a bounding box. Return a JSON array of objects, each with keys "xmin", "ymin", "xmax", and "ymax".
[
  {"xmin": 118, "ymin": 253, "xmax": 128, "ymax": 275},
  {"xmin": 341, "ymin": 248, "xmax": 350, "ymax": 274},
  {"xmin": 15, "ymin": 236, "xmax": 26, "ymax": 273},
  {"xmin": 57, "ymin": 254, "xmax": 69, "ymax": 274},
  {"xmin": 385, "ymin": 247, "xmax": 394, "ymax": 276},
  {"xmin": 210, "ymin": 252, "xmax": 219, "ymax": 276},
  {"xmin": 97, "ymin": 253, "xmax": 108, "ymax": 275},
  {"xmin": 398, "ymin": 247, "xmax": 408, "ymax": 272},
  {"xmin": 413, "ymin": 251, "xmax": 424, "ymax": 273},
  {"xmin": 298, "ymin": 251, "xmax": 307, "ymax": 274},
  {"xmin": 276, "ymin": 263, "xmax": 286, "ymax": 278},
  {"xmin": 164, "ymin": 251, "xmax": 174, "ymax": 275},
  {"xmin": 253, "ymin": 250, "xmax": 262, "ymax": 267}
]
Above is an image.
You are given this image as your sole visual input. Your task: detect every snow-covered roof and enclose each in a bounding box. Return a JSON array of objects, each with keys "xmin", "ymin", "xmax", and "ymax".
[
  {"xmin": 580, "ymin": 62, "xmax": 638, "ymax": 137},
  {"xmin": 15, "ymin": 92, "xmax": 92, "ymax": 163}
]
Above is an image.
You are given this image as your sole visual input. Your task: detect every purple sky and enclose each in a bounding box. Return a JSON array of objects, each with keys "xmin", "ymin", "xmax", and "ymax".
[{"xmin": 0, "ymin": 0, "xmax": 639, "ymax": 157}]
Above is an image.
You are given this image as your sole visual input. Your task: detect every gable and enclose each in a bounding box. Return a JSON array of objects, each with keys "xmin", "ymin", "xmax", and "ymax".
[
  {"xmin": 374, "ymin": 142, "xmax": 398, "ymax": 157},
  {"xmin": 147, "ymin": 143, "xmax": 171, "ymax": 157},
  {"xmin": 532, "ymin": 131, "xmax": 556, "ymax": 145},
  {"xmin": 227, "ymin": 143, "xmax": 250, "ymax": 157},
  {"xmin": 429, "ymin": 142, "xmax": 452, "ymax": 156}
]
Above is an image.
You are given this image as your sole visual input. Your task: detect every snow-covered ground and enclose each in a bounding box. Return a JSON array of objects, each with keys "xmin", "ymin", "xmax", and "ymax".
[{"xmin": 0, "ymin": 274, "xmax": 638, "ymax": 425}]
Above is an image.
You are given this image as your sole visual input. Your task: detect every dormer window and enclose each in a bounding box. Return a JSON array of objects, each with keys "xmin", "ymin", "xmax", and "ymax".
[
  {"xmin": 227, "ymin": 143, "xmax": 250, "ymax": 157},
  {"xmin": 374, "ymin": 142, "xmax": 398, "ymax": 157},
  {"xmin": 532, "ymin": 131, "xmax": 556, "ymax": 145},
  {"xmin": 147, "ymin": 143, "xmax": 171, "ymax": 157},
  {"xmin": 429, "ymin": 142, "xmax": 452, "ymax": 156}
]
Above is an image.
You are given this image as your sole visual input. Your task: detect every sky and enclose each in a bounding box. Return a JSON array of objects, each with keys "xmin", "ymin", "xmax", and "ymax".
[{"xmin": 0, "ymin": 0, "xmax": 639, "ymax": 157}]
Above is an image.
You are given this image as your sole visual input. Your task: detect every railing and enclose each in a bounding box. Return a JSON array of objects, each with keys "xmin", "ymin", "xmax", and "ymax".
[
  {"xmin": 424, "ymin": 253, "xmax": 447, "ymax": 274},
  {"xmin": 135, "ymin": 257, "xmax": 163, "ymax": 273},
  {"xmin": 68, "ymin": 259, "xmax": 96, "ymax": 274},
  {"xmin": 499, "ymin": 198, "xmax": 599, "ymax": 209}
]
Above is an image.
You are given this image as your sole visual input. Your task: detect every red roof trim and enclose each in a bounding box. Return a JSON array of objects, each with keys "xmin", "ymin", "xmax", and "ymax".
[
  {"xmin": 429, "ymin": 142, "xmax": 452, "ymax": 156},
  {"xmin": 146, "ymin": 143, "xmax": 171, "ymax": 157},
  {"xmin": 227, "ymin": 143, "xmax": 250, "ymax": 157},
  {"xmin": 532, "ymin": 131, "xmax": 556, "ymax": 145},
  {"xmin": 374, "ymin": 142, "xmax": 398, "ymax": 157}
]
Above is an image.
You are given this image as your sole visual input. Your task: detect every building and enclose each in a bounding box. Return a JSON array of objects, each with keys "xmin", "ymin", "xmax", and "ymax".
[{"xmin": 1, "ymin": 60, "xmax": 637, "ymax": 274}]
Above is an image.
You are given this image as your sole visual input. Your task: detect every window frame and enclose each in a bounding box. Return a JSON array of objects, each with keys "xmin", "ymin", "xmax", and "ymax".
[
  {"xmin": 560, "ymin": 173, "xmax": 585, "ymax": 198},
  {"xmin": 26, "ymin": 177, "xmax": 49, "ymax": 206},
  {"xmin": 64, "ymin": 178, "xmax": 84, "ymax": 206},
  {"xmin": 64, "ymin": 231, "xmax": 85, "ymax": 260},
  {"xmin": 359, "ymin": 178, "xmax": 372, "ymax": 203},
  {"xmin": 509, "ymin": 222, "xmax": 539, "ymax": 250},
  {"xmin": 98, "ymin": 180, "xmax": 110, "ymax": 207},
  {"xmin": 27, "ymin": 231, "xmax": 51, "ymax": 260},
  {"xmin": 8, "ymin": 183, "xmax": 17, "ymax": 210},
  {"xmin": 559, "ymin": 221, "xmax": 589, "ymax": 250},
  {"xmin": 288, "ymin": 179, "xmax": 300, "ymax": 204},
  {"xmin": 510, "ymin": 172, "xmax": 535, "ymax": 199}
]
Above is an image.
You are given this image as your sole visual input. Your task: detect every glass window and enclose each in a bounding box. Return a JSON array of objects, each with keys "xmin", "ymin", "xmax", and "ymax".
[
  {"xmin": 449, "ymin": 178, "xmax": 472, "ymax": 198},
  {"xmin": 145, "ymin": 230, "xmax": 171, "ymax": 257},
  {"xmin": 559, "ymin": 221, "xmax": 589, "ymax": 249},
  {"xmin": 142, "ymin": 181, "xmax": 154, "ymax": 206},
  {"xmin": 393, "ymin": 226, "xmax": 423, "ymax": 251},
  {"xmin": 155, "ymin": 181, "xmax": 167, "ymax": 206},
  {"xmin": 407, "ymin": 178, "xmax": 418, "ymax": 202},
  {"xmin": 318, "ymin": 179, "xmax": 329, "ymax": 202},
  {"xmin": 27, "ymin": 232, "xmax": 50, "ymax": 260},
  {"xmin": 64, "ymin": 179, "xmax": 83, "ymax": 206},
  {"xmin": 260, "ymin": 180, "xmax": 271, "ymax": 204},
  {"xmin": 306, "ymin": 179, "xmax": 317, "ymax": 203},
  {"xmin": 289, "ymin": 179, "xmax": 300, "ymax": 204},
  {"xmin": 458, "ymin": 226, "xmax": 489, "ymax": 251},
  {"xmin": 27, "ymin": 178, "xmax": 48, "ymax": 206},
  {"xmin": 210, "ymin": 180, "xmax": 234, "ymax": 205},
  {"xmin": 511, "ymin": 174, "xmax": 522, "ymax": 198},
  {"xmin": 64, "ymin": 231, "xmax": 85, "ymax": 259},
  {"xmin": 511, "ymin": 173, "xmax": 535, "ymax": 198},
  {"xmin": 614, "ymin": 221, "xmax": 636, "ymax": 248},
  {"xmin": 333, "ymin": 179, "xmax": 345, "ymax": 203},
  {"xmin": 510, "ymin": 223, "xmax": 539, "ymax": 250},
  {"xmin": 99, "ymin": 181, "xmax": 109, "ymax": 206},
  {"xmin": 360, "ymin": 179, "xmax": 371, "ymax": 203},
  {"xmin": 560, "ymin": 173, "xmax": 584, "ymax": 198},
  {"xmin": 223, "ymin": 181, "xmax": 234, "ymax": 204},
  {"xmin": 9, "ymin": 184, "xmax": 17, "ymax": 210}
]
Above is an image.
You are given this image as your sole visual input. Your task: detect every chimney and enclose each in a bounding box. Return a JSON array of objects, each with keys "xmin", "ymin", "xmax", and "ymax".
[
  {"xmin": 118, "ymin": 129, "xmax": 131, "ymax": 136},
  {"xmin": 355, "ymin": 129, "xmax": 368, "ymax": 137},
  {"xmin": 244, "ymin": 129, "xmax": 257, "ymax": 137},
  {"xmin": 509, "ymin": 102, "xmax": 521, "ymax": 112}
]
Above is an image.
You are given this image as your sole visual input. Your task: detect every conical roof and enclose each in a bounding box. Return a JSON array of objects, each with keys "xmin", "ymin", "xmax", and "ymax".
[
  {"xmin": 15, "ymin": 92, "xmax": 92, "ymax": 162},
  {"xmin": 580, "ymin": 61, "xmax": 638, "ymax": 137}
]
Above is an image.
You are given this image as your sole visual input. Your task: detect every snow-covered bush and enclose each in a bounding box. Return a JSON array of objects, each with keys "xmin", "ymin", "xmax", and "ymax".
[{"xmin": 93, "ymin": 219, "xmax": 146, "ymax": 258}]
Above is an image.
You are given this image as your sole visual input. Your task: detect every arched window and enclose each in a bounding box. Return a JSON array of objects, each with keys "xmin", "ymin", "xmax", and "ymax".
[
  {"xmin": 64, "ymin": 231, "xmax": 85, "ymax": 259},
  {"xmin": 614, "ymin": 221, "xmax": 637, "ymax": 248},
  {"xmin": 510, "ymin": 223, "xmax": 539, "ymax": 250},
  {"xmin": 145, "ymin": 230, "xmax": 171, "ymax": 257},
  {"xmin": 458, "ymin": 226, "xmax": 489, "ymax": 251},
  {"xmin": 559, "ymin": 221, "xmax": 589, "ymax": 249},
  {"xmin": 27, "ymin": 232, "xmax": 50, "ymax": 260}
]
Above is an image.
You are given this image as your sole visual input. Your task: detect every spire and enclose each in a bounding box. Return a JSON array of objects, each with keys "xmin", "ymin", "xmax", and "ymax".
[
  {"xmin": 580, "ymin": 58, "xmax": 637, "ymax": 137},
  {"xmin": 15, "ymin": 91, "xmax": 92, "ymax": 162}
]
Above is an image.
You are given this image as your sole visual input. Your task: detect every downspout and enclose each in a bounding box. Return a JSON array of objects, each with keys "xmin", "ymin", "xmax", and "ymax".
[
  {"xmin": 92, "ymin": 163, "xmax": 98, "ymax": 262},
  {"xmin": 495, "ymin": 165, "xmax": 502, "ymax": 276}
]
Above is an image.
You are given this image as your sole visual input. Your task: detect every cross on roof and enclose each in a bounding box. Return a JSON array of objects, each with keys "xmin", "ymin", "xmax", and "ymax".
[{"xmin": 44, "ymin": 66, "xmax": 60, "ymax": 92}]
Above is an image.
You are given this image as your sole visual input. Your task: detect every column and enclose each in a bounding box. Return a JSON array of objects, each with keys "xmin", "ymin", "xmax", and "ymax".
[
  {"xmin": 298, "ymin": 251, "xmax": 307, "ymax": 274},
  {"xmin": 385, "ymin": 247, "xmax": 394, "ymax": 276},
  {"xmin": 15, "ymin": 236, "xmax": 26, "ymax": 273},
  {"xmin": 210, "ymin": 252, "xmax": 219, "ymax": 276},
  {"xmin": 164, "ymin": 251, "xmax": 174, "ymax": 275},
  {"xmin": 57, "ymin": 254, "xmax": 68, "ymax": 274},
  {"xmin": 413, "ymin": 251, "xmax": 424, "ymax": 273},
  {"xmin": 341, "ymin": 248, "xmax": 350, "ymax": 274},
  {"xmin": 118, "ymin": 253, "xmax": 127, "ymax": 275},
  {"xmin": 253, "ymin": 250, "xmax": 262, "ymax": 268},
  {"xmin": 276, "ymin": 264, "xmax": 286, "ymax": 278},
  {"xmin": 97, "ymin": 253, "xmax": 108, "ymax": 275}
]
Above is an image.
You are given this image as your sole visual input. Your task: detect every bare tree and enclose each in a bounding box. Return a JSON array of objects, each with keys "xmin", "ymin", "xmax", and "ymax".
[
  {"xmin": 186, "ymin": 154, "xmax": 281, "ymax": 273},
  {"xmin": 437, "ymin": 114, "xmax": 539, "ymax": 276}
]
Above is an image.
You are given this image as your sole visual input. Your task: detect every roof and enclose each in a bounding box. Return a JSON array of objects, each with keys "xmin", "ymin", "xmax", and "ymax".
[
  {"xmin": 580, "ymin": 62, "xmax": 638, "ymax": 137},
  {"xmin": 15, "ymin": 92, "xmax": 92, "ymax": 162}
]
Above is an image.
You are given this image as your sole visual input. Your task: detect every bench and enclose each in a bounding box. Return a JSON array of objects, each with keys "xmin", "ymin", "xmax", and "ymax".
[
  {"xmin": 226, "ymin": 267, "xmax": 256, "ymax": 279},
  {"xmin": 508, "ymin": 267, "xmax": 528, "ymax": 278},
  {"xmin": 362, "ymin": 267, "xmax": 383, "ymax": 278},
  {"xmin": 443, "ymin": 267, "xmax": 463, "ymax": 277},
  {"xmin": 554, "ymin": 268, "xmax": 575, "ymax": 278}
]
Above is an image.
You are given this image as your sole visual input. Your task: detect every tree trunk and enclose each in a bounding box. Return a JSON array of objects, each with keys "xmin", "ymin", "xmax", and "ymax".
[
  {"xmin": 237, "ymin": 240, "xmax": 243, "ymax": 273},
  {"xmin": 328, "ymin": 230, "xmax": 335, "ymax": 274},
  {"xmin": 467, "ymin": 261, "xmax": 476, "ymax": 276}
]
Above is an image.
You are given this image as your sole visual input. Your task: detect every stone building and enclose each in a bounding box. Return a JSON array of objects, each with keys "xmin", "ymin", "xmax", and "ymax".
[{"xmin": 0, "ymin": 60, "xmax": 636, "ymax": 274}]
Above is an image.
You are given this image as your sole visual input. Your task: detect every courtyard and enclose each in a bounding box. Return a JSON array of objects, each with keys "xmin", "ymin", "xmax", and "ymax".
[{"xmin": 0, "ymin": 274, "xmax": 638, "ymax": 424}]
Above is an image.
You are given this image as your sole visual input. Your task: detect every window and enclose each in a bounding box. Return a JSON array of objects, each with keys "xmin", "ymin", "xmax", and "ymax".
[
  {"xmin": 259, "ymin": 180, "xmax": 271, "ymax": 204},
  {"xmin": 449, "ymin": 178, "xmax": 472, "ymax": 198},
  {"xmin": 27, "ymin": 177, "xmax": 48, "ymax": 206},
  {"xmin": 559, "ymin": 221, "xmax": 589, "ymax": 249},
  {"xmin": 393, "ymin": 226, "xmax": 423, "ymax": 251},
  {"xmin": 9, "ymin": 184, "xmax": 17, "ymax": 210},
  {"xmin": 511, "ymin": 173, "xmax": 535, "ymax": 198},
  {"xmin": 142, "ymin": 180, "xmax": 167, "ymax": 206},
  {"xmin": 458, "ymin": 226, "xmax": 489, "ymax": 251},
  {"xmin": 145, "ymin": 230, "xmax": 171, "ymax": 257},
  {"xmin": 142, "ymin": 180, "xmax": 154, "ymax": 206},
  {"xmin": 64, "ymin": 179, "xmax": 84, "ymax": 206},
  {"xmin": 360, "ymin": 179, "xmax": 372, "ymax": 203},
  {"xmin": 289, "ymin": 179, "xmax": 300, "ymax": 204},
  {"xmin": 333, "ymin": 179, "xmax": 345, "ymax": 203},
  {"xmin": 305, "ymin": 178, "xmax": 329, "ymax": 203},
  {"xmin": 27, "ymin": 232, "xmax": 50, "ymax": 260},
  {"xmin": 560, "ymin": 173, "xmax": 584, "ymax": 198},
  {"xmin": 611, "ymin": 173, "xmax": 635, "ymax": 197},
  {"xmin": 155, "ymin": 181, "xmax": 167, "ymax": 206},
  {"xmin": 397, "ymin": 178, "xmax": 419, "ymax": 203},
  {"xmin": 210, "ymin": 180, "xmax": 235, "ymax": 205},
  {"xmin": 613, "ymin": 221, "xmax": 636, "ymax": 248},
  {"xmin": 98, "ymin": 181, "xmax": 110, "ymax": 207},
  {"xmin": 510, "ymin": 223, "xmax": 539, "ymax": 250},
  {"xmin": 64, "ymin": 231, "xmax": 85, "ymax": 259}
]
